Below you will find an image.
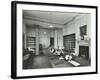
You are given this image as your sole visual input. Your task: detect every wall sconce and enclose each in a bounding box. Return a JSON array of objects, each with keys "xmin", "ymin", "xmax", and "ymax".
[{"xmin": 44, "ymin": 31, "xmax": 46, "ymax": 34}]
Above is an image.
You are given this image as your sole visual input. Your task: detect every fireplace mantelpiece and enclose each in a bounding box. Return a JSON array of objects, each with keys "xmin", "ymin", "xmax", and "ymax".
[{"xmin": 76, "ymin": 39, "xmax": 90, "ymax": 46}]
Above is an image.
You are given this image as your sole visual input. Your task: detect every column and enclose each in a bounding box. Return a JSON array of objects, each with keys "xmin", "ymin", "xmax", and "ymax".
[
  {"xmin": 54, "ymin": 29, "xmax": 58, "ymax": 49},
  {"xmin": 35, "ymin": 24, "xmax": 39, "ymax": 55}
]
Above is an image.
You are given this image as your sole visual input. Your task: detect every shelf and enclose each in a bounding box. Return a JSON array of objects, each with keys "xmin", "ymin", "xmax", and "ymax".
[
  {"xmin": 27, "ymin": 36, "xmax": 36, "ymax": 48},
  {"xmin": 63, "ymin": 34, "xmax": 75, "ymax": 50}
]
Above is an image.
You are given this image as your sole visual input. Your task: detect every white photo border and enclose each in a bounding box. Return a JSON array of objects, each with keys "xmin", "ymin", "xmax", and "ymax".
[{"xmin": 11, "ymin": 1, "xmax": 98, "ymax": 79}]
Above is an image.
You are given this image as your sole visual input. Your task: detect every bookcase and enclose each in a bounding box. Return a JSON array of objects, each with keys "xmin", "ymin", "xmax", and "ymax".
[
  {"xmin": 63, "ymin": 33, "xmax": 75, "ymax": 52},
  {"xmin": 27, "ymin": 36, "xmax": 36, "ymax": 50}
]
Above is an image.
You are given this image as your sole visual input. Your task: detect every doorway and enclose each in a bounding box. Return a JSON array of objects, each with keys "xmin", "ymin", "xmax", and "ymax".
[{"xmin": 50, "ymin": 37, "xmax": 54, "ymax": 47}]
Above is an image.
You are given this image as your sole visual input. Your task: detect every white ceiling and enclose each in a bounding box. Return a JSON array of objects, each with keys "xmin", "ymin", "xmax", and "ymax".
[{"xmin": 23, "ymin": 10, "xmax": 85, "ymax": 28}]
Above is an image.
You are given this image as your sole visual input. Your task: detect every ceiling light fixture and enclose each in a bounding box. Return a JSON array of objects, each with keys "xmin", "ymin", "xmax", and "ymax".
[{"xmin": 49, "ymin": 25, "xmax": 53, "ymax": 28}]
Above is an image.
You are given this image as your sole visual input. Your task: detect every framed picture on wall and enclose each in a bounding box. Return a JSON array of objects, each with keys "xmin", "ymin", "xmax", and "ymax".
[
  {"xmin": 11, "ymin": 1, "xmax": 98, "ymax": 79},
  {"xmin": 80, "ymin": 25, "xmax": 87, "ymax": 36}
]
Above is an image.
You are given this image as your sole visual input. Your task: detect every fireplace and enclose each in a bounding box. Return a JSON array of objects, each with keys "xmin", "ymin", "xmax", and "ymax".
[{"xmin": 79, "ymin": 46, "xmax": 89, "ymax": 60}]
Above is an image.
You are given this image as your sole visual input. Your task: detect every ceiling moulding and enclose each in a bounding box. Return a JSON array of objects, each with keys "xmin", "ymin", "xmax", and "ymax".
[
  {"xmin": 23, "ymin": 16, "xmax": 64, "ymax": 25},
  {"xmin": 63, "ymin": 15, "xmax": 79, "ymax": 25}
]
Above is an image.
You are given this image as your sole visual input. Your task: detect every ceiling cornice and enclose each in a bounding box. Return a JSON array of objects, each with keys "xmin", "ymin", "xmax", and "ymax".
[{"xmin": 23, "ymin": 16, "xmax": 64, "ymax": 25}]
